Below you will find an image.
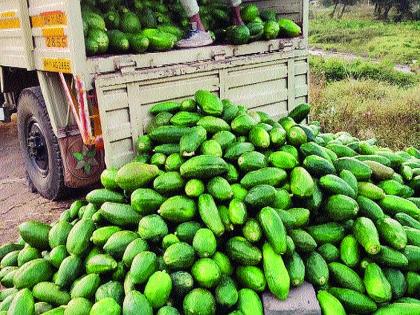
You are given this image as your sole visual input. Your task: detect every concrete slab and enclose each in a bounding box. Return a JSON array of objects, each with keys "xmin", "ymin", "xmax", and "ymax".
[{"xmin": 263, "ymin": 282, "xmax": 321, "ymax": 315}]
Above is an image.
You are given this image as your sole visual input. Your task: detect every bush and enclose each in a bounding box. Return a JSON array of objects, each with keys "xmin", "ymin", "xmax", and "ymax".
[
  {"xmin": 310, "ymin": 75, "xmax": 420, "ymax": 149},
  {"xmin": 309, "ymin": 56, "xmax": 419, "ymax": 88}
]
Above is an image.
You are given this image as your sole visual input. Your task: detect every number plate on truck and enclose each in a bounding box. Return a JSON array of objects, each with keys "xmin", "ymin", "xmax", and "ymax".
[
  {"xmin": 31, "ymin": 11, "xmax": 67, "ymax": 28},
  {"xmin": 43, "ymin": 58, "xmax": 72, "ymax": 73},
  {"xmin": 0, "ymin": 11, "xmax": 20, "ymax": 29},
  {"xmin": 42, "ymin": 28, "xmax": 68, "ymax": 48}
]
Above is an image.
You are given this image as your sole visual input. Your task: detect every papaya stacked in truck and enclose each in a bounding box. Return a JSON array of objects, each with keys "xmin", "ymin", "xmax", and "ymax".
[
  {"xmin": 81, "ymin": 0, "xmax": 302, "ymax": 56},
  {"xmin": 0, "ymin": 90, "xmax": 420, "ymax": 314}
]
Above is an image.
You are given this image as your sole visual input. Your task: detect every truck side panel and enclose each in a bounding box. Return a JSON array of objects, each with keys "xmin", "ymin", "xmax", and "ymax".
[
  {"xmin": 0, "ymin": 0, "xmax": 34, "ymax": 69},
  {"xmin": 95, "ymin": 49, "xmax": 309, "ymax": 168}
]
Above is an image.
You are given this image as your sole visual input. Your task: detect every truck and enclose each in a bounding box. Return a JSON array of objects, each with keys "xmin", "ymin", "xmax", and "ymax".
[{"xmin": 0, "ymin": 0, "xmax": 309, "ymax": 200}]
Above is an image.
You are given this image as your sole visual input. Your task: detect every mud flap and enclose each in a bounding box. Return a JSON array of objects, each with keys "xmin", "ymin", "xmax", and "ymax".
[{"xmin": 58, "ymin": 134, "xmax": 105, "ymax": 189}]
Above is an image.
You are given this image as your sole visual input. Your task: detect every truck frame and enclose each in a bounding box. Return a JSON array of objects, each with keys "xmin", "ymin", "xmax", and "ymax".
[{"xmin": 0, "ymin": 0, "xmax": 309, "ymax": 200}]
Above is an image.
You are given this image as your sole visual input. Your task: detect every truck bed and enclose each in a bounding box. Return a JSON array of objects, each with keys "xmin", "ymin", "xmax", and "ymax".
[
  {"xmin": 0, "ymin": 0, "xmax": 309, "ymax": 169},
  {"xmin": 0, "ymin": 1, "xmax": 307, "ymax": 82},
  {"xmin": 86, "ymin": 37, "xmax": 306, "ymax": 75}
]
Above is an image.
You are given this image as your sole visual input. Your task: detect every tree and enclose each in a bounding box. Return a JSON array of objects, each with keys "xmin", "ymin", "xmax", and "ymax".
[
  {"xmin": 372, "ymin": 0, "xmax": 418, "ymax": 20},
  {"xmin": 330, "ymin": 0, "xmax": 360, "ymax": 18}
]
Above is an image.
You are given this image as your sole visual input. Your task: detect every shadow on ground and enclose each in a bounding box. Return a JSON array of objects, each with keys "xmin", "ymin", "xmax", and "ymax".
[{"xmin": 0, "ymin": 122, "xmax": 86, "ymax": 243}]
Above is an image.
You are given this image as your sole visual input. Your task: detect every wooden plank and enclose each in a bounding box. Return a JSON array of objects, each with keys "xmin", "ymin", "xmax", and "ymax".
[
  {"xmin": 295, "ymin": 60, "xmax": 308, "ymax": 75},
  {"xmin": 250, "ymin": 101, "xmax": 289, "ymax": 119},
  {"xmin": 219, "ymin": 69, "xmax": 228, "ymax": 100},
  {"xmin": 243, "ymin": 0, "xmax": 302, "ymax": 14},
  {"xmin": 127, "ymin": 82, "xmax": 144, "ymax": 145},
  {"xmin": 295, "ymin": 84, "xmax": 308, "ymax": 98},
  {"xmin": 139, "ymin": 74, "xmax": 219, "ymax": 103},
  {"xmin": 107, "ymin": 138, "xmax": 135, "ymax": 168},
  {"xmin": 106, "ymin": 122, "xmax": 132, "ymax": 143},
  {"xmin": 103, "ymin": 108, "xmax": 131, "ymax": 143},
  {"xmin": 227, "ymin": 80, "xmax": 288, "ymax": 108},
  {"xmin": 100, "ymin": 88, "xmax": 128, "ymax": 111},
  {"xmin": 295, "ymin": 96, "xmax": 308, "ymax": 105},
  {"xmin": 287, "ymin": 59, "xmax": 295, "ymax": 112},
  {"xmin": 88, "ymin": 38, "xmax": 304, "ymax": 76},
  {"xmin": 226, "ymin": 63, "xmax": 288, "ymax": 88},
  {"xmin": 302, "ymin": 0, "xmax": 309, "ymax": 46},
  {"xmin": 93, "ymin": 49, "xmax": 299, "ymax": 88},
  {"xmin": 295, "ymin": 73, "xmax": 308, "ymax": 86}
]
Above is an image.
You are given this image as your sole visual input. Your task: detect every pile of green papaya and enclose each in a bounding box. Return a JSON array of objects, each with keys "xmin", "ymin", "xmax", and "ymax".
[
  {"xmin": 0, "ymin": 89, "xmax": 420, "ymax": 315},
  {"xmin": 82, "ymin": 0, "xmax": 302, "ymax": 56},
  {"xmin": 82, "ymin": 0, "xmax": 183, "ymax": 55},
  {"xmin": 224, "ymin": 4, "xmax": 301, "ymax": 45}
]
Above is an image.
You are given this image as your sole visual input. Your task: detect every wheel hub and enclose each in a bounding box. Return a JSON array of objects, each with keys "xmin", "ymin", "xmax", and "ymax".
[{"xmin": 26, "ymin": 121, "xmax": 48, "ymax": 172}]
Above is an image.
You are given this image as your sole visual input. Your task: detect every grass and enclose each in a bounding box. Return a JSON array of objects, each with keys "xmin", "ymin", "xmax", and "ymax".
[
  {"xmin": 309, "ymin": 5, "xmax": 420, "ymax": 66},
  {"xmin": 308, "ymin": 5, "xmax": 420, "ymax": 149},
  {"xmin": 310, "ymin": 56, "xmax": 419, "ymax": 88},
  {"xmin": 309, "ymin": 73, "xmax": 420, "ymax": 150}
]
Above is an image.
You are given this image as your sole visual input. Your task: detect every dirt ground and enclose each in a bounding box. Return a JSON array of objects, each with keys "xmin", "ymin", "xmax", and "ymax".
[{"xmin": 0, "ymin": 122, "xmax": 83, "ymax": 244}]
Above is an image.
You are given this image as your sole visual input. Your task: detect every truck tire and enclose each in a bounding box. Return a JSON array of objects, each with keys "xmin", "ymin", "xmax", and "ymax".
[{"xmin": 17, "ymin": 87, "xmax": 65, "ymax": 200}]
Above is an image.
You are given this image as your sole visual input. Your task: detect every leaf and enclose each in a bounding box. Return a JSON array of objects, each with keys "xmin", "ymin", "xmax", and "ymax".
[
  {"xmin": 84, "ymin": 164, "xmax": 92, "ymax": 175},
  {"xmin": 86, "ymin": 150, "xmax": 96, "ymax": 158},
  {"xmin": 73, "ymin": 152, "xmax": 84, "ymax": 162}
]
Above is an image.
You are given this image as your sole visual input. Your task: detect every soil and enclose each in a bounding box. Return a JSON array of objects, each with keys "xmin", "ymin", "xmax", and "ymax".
[{"xmin": 0, "ymin": 122, "xmax": 84, "ymax": 244}]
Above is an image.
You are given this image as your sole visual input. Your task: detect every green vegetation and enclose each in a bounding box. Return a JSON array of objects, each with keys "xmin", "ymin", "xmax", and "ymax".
[
  {"xmin": 310, "ymin": 6, "xmax": 420, "ymax": 66},
  {"xmin": 309, "ymin": 5, "xmax": 419, "ymax": 150},
  {"xmin": 310, "ymin": 75, "xmax": 420, "ymax": 149},
  {"xmin": 310, "ymin": 56, "xmax": 418, "ymax": 88}
]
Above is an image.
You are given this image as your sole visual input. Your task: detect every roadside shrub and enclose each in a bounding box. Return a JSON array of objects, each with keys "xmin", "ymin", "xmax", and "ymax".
[
  {"xmin": 310, "ymin": 76, "xmax": 420, "ymax": 149},
  {"xmin": 309, "ymin": 56, "xmax": 419, "ymax": 87}
]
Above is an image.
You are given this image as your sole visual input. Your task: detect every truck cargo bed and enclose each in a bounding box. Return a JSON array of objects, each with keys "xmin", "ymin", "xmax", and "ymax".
[
  {"xmin": 0, "ymin": 0, "xmax": 309, "ymax": 170},
  {"xmin": 94, "ymin": 47, "xmax": 309, "ymax": 167},
  {"xmin": 86, "ymin": 37, "xmax": 306, "ymax": 75}
]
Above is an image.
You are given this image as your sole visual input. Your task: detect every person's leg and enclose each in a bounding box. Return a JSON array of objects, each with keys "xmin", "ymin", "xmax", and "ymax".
[
  {"xmin": 177, "ymin": 0, "xmax": 214, "ymax": 48},
  {"xmin": 180, "ymin": 0, "xmax": 205, "ymax": 30},
  {"xmin": 230, "ymin": 0, "xmax": 244, "ymax": 25}
]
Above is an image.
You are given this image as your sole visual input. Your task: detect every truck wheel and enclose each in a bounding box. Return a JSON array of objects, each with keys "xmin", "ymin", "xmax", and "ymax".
[{"xmin": 17, "ymin": 87, "xmax": 65, "ymax": 200}]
